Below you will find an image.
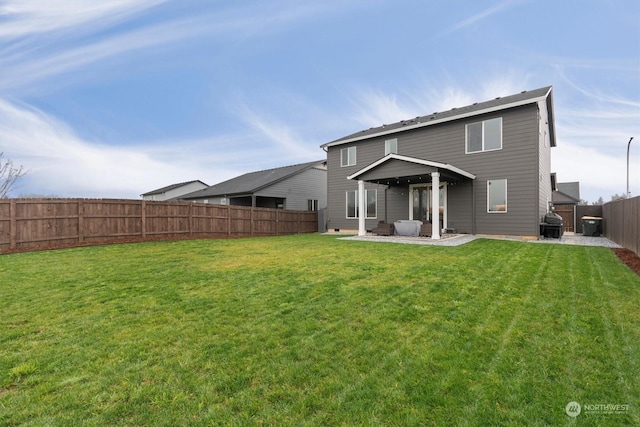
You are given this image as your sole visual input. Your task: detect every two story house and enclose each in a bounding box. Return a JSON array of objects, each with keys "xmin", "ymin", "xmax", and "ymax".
[{"xmin": 321, "ymin": 86, "xmax": 556, "ymax": 239}]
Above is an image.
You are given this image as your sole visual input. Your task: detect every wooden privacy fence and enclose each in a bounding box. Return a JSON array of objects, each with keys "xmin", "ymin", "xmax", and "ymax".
[
  {"xmin": 0, "ymin": 199, "xmax": 317, "ymax": 253},
  {"xmin": 603, "ymin": 196, "xmax": 640, "ymax": 256},
  {"xmin": 553, "ymin": 204, "xmax": 603, "ymax": 233}
]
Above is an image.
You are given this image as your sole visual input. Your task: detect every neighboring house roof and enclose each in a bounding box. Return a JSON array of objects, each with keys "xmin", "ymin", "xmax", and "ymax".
[
  {"xmin": 557, "ymin": 182, "xmax": 580, "ymax": 201},
  {"xmin": 179, "ymin": 160, "xmax": 326, "ymax": 199},
  {"xmin": 552, "ymin": 190, "xmax": 580, "ymax": 205},
  {"xmin": 141, "ymin": 180, "xmax": 208, "ymax": 196},
  {"xmin": 321, "ymin": 86, "xmax": 555, "ymax": 148}
]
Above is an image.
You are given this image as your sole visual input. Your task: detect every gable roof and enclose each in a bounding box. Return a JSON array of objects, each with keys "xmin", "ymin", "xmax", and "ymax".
[
  {"xmin": 322, "ymin": 86, "xmax": 555, "ymax": 148},
  {"xmin": 179, "ymin": 160, "xmax": 326, "ymax": 199},
  {"xmin": 552, "ymin": 190, "xmax": 580, "ymax": 204},
  {"xmin": 141, "ymin": 180, "xmax": 208, "ymax": 196},
  {"xmin": 557, "ymin": 182, "xmax": 580, "ymax": 201},
  {"xmin": 347, "ymin": 153, "xmax": 476, "ymax": 181}
]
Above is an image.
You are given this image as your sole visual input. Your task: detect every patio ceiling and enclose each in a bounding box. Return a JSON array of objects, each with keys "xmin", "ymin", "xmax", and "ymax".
[{"xmin": 347, "ymin": 154, "xmax": 476, "ymax": 186}]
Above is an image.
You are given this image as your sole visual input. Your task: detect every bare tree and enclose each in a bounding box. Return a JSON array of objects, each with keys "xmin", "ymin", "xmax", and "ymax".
[{"xmin": 0, "ymin": 152, "xmax": 28, "ymax": 198}]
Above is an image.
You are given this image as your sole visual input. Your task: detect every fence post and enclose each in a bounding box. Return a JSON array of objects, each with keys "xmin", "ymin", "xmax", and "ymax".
[
  {"xmin": 78, "ymin": 199, "xmax": 84, "ymax": 243},
  {"xmin": 9, "ymin": 199, "xmax": 16, "ymax": 249},
  {"xmin": 227, "ymin": 205, "xmax": 231, "ymax": 236},
  {"xmin": 188, "ymin": 202, "xmax": 193, "ymax": 237},
  {"xmin": 251, "ymin": 207, "xmax": 255, "ymax": 236},
  {"xmin": 141, "ymin": 200, "xmax": 146, "ymax": 238}
]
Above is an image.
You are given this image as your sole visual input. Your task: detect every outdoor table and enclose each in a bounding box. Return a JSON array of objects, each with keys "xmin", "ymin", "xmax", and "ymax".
[{"xmin": 394, "ymin": 220, "xmax": 423, "ymax": 236}]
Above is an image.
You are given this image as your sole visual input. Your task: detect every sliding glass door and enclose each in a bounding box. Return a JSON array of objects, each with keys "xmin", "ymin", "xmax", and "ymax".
[{"xmin": 410, "ymin": 184, "xmax": 446, "ymax": 227}]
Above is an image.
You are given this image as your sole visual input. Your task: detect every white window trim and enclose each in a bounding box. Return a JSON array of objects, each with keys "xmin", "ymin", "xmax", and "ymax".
[
  {"xmin": 346, "ymin": 189, "xmax": 377, "ymax": 219},
  {"xmin": 487, "ymin": 179, "xmax": 508, "ymax": 213},
  {"xmin": 385, "ymin": 138, "xmax": 398, "ymax": 155},
  {"xmin": 465, "ymin": 117, "xmax": 503, "ymax": 154},
  {"xmin": 341, "ymin": 146, "xmax": 356, "ymax": 167}
]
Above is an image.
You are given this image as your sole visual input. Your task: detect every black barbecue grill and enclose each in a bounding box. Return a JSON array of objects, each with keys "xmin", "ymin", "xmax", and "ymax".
[{"xmin": 540, "ymin": 212, "xmax": 563, "ymax": 238}]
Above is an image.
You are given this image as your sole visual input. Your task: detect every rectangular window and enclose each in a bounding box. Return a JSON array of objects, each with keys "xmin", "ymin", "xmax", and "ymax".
[
  {"xmin": 346, "ymin": 189, "xmax": 377, "ymax": 219},
  {"xmin": 341, "ymin": 146, "xmax": 356, "ymax": 167},
  {"xmin": 366, "ymin": 189, "xmax": 377, "ymax": 218},
  {"xmin": 466, "ymin": 117, "xmax": 502, "ymax": 153},
  {"xmin": 346, "ymin": 191, "xmax": 357, "ymax": 218},
  {"xmin": 385, "ymin": 138, "xmax": 398, "ymax": 155},
  {"xmin": 487, "ymin": 179, "xmax": 507, "ymax": 213},
  {"xmin": 307, "ymin": 199, "xmax": 318, "ymax": 211}
]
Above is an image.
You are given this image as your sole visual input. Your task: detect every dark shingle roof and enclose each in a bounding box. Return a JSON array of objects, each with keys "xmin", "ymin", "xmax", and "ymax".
[
  {"xmin": 179, "ymin": 160, "xmax": 326, "ymax": 199},
  {"xmin": 322, "ymin": 86, "xmax": 554, "ymax": 147},
  {"xmin": 142, "ymin": 180, "xmax": 208, "ymax": 196}
]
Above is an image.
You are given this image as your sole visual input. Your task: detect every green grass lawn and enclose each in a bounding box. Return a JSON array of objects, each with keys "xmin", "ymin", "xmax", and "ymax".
[{"xmin": 1, "ymin": 234, "xmax": 638, "ymax": 426}]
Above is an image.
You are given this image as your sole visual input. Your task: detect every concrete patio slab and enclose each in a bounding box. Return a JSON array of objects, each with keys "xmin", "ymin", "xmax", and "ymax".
[{"xmin": 338, "ymin": 232, "xmax": 622, "ymax": 248}]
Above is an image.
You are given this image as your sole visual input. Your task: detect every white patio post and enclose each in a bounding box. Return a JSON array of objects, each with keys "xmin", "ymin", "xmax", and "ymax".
[
  {"xmin": 431, "ymin": 172, "xmax": 440, "ymax": 240},
  {"xmin": 358, "ymin": 180, "xmax": 366, "ymax": 236}
]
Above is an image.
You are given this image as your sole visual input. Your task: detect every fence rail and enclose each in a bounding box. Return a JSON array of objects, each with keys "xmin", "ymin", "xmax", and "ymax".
[
  {"xmin": 0, "ymin": 198, "xmax": 317, "ymax": 253},
  {"xmin": 603, "ymin": 196, "xmax": 640, "ymax": 256}
]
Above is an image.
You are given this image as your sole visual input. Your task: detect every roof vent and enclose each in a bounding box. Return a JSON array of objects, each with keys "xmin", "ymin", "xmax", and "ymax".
[
  {"xmin": 521, "ymin": 90, "xmax": 527, "ymax": 93},
  {"xmin": 495, "ymin": 97, "xmax": 501, "ymax": 100},
  {"xmin": 451, "ymin": 107, "xmax": 457, "ymax": 110}
]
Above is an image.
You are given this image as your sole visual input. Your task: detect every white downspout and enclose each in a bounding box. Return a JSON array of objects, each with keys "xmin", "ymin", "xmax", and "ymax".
[
  {"xmin": 358, "ymin": 180, "xmax": 366, "ymax": 236},
  {"xmin": 431, "ymin": 172, "xmax": 440, "ymax": 240}
]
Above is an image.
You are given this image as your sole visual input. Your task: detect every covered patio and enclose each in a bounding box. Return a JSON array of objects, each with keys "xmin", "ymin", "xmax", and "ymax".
[{"xmin": 347, "ymin": 154, "xmax": 476, "ymax": 239}]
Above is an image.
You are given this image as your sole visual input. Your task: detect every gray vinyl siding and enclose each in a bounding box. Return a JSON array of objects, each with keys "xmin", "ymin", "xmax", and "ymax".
[
  {"xmin": 327, "ymin": 144, "xmax": 385, "ymax": 230},
  {"xmin": 255, "ymin": 167, "xmax": 327, "ymax": 211},
  {"xmin": 383, "ymin": 185, "xmax": 409, "ymax": 224},
  {"xmin": 327, "ymin": 103, "xmax": 548, "ymax": 235},
  {"xmin": 447, "ymin": 181, "xmax": 474, "ymax": 233},
  {"xmin": 537, "ymin": 100, "xmax": 553, "ymax": 222}
]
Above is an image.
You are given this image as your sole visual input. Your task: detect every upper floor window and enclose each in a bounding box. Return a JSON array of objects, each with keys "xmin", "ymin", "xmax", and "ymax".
[
  {"xmin": 341, "ymin": 146, "xmax": 356, "ymax": 167},
  {"xmin": 466, "ymin": 117, "xmax": 502, "ymax": 153},
  {"xmin": 385, "ymin": 138, "xmax": 398, "ymax": 155}
]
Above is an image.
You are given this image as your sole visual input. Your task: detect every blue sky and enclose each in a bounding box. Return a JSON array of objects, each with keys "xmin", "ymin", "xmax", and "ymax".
[{"xmin": 1, "ymin": 0, "xmax": 638, "ymax": 203}]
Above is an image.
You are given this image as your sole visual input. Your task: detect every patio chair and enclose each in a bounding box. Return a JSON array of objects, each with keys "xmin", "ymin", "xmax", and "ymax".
[
  {"xmin": 372, "ymin": 221, "xmax": 394, "ymax": 236},
  {"xmin": 419, "ymin": 222, "xmax": 432, "ymax": 237}
]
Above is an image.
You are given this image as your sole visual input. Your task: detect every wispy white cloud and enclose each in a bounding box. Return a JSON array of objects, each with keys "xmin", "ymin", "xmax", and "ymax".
[
  {"xmin": 0, "ymin": 1, "xmax": 353, "ymax": 92},
  {"xmin": 349, "ymin": 71, "xmax": 533, "ymax": 128},
  {"xmin": 0, "ymin": 0, "xmax": 167, "ymax": 39},
  {"xmin": 438, "ymin": 0, "xmax": 526, "ymax": 37},
  {"xmin": 0, "ymin": 17, "xmax": 212, "ymax": 91},
  {"xmin": 0, "ymin": 98, "xmax": 243, "ymax": 197},
  {"xmin": 236, "ymin": 103, "xmax": 323, "ymax": 162}
]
